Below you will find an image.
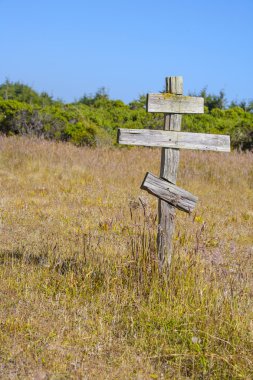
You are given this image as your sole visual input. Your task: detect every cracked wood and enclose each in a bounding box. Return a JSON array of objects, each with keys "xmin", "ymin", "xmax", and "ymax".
[
  {"xmin": 141, "ymin": 172, "xmax": 198, "ymax": 213},
  {"xmin": 147, "ymin": 93, "xmax": 204, "ymax": 113},
  {"xmin": 118, "ymin": 129, "xmax": 231, "ymax": 152}
]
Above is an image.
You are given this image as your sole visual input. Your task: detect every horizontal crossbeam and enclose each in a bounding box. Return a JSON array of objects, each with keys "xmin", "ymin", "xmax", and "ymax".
[
  {"xmin": 118, "ymin": 129, "xmax": 230, "ymax": 152},
  {"xmin": 141, "ymin": 172, "xmax": 198, "ymax": 213},
  {"xmin": 147, "ymin": 93, "xmax": 204, "ymax": 114}
]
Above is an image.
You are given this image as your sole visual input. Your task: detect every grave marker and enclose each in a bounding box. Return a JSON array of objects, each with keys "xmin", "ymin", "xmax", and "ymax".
[{"xmin": 117, "ymin": 76, "xmax": 230, "ymax": 271}]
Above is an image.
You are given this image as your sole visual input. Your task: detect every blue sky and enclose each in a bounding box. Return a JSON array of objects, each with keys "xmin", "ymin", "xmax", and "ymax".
[{"xmin": 0, "ymin": 0, "xmax": 252, "ymax": 104}]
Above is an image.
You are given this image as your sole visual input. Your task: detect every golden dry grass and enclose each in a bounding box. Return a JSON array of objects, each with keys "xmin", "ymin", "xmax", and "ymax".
[{"xmin": 0, "ymin": 136, "xmax": 253, "ymax": 379}]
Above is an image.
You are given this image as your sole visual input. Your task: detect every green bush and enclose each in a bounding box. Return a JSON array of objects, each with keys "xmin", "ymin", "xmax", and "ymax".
[
  {"xmin": 183, "ymin": 106, "xmax": 253, "ymax": 150},
  {"xmin": 0, "ymin": 80, "xmax": 54, "ymax": 106},
  {"xmin": 0, "ymin": 82, "xmax": 252, "ymax": 150}
]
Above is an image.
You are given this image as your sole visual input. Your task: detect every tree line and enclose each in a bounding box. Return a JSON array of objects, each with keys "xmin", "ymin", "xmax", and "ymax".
[{"xmin": 0, "ymin": 80, "xmax": 252, "ymax": 150}]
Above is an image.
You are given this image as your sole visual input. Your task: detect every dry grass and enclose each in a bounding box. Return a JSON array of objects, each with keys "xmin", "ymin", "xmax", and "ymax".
[{"xmin": 0, "ymin": 136, "xmax": 252, "ymax": 379}]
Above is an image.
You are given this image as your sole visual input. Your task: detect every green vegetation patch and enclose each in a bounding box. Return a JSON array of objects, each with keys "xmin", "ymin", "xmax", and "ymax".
[{"xmin": 0, "ymin": 81, "xmax": 252, "ymax": 150}]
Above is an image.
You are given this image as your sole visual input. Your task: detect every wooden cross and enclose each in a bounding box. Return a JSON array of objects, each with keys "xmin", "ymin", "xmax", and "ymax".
[{"xmin": 117, "ymin": 76, "xmax": 230, "ymax": 271}]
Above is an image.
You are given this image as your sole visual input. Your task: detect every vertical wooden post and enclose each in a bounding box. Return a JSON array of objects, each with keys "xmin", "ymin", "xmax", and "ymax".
[{"xmin": 158, "ymin": 76, "xmax": 183, "ymax": 270}]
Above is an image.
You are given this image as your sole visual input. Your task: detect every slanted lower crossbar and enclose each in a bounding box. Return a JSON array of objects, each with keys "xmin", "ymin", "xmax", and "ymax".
[{"xmin": 141, "ymin": 172, "xmax": 198, "ymax": 213}]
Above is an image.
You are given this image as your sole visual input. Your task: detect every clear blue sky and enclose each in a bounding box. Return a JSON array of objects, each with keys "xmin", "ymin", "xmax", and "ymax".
[{"xmin": 0, "ymin": 0, "xmax": 252, "ymax": 104}]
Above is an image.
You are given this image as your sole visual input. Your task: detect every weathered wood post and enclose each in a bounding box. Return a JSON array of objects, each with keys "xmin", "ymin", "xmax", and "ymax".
[
  {"xmin": 158, "ymin": 76, "xmax": 183, "ymax": 270},
  {"xmin": 117, "ymin": 75, "xmax": 230, "ymax": 273}
]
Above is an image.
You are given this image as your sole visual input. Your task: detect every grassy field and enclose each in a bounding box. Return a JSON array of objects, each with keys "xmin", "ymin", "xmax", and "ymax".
[{"xmin": 0, "ymin": 136, "xmax": 252, "ymax": 379}]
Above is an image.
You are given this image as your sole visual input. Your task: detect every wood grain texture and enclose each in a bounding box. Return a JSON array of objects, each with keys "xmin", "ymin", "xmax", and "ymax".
[
  {"xmin": 147, "ymin": 93, "xmax": 204, "ymax": 114},
  {"xmin": 141, "ymin": 172, "xmax": 198, "ymax": 213},
  {"xmin": 166, "ymin": 76, "xmax": 183, "ymax": 95},
  {"xmin": 158, "ymin": 76, "xmax": 183, "ymax": 270},
  {"xmin": 117, "ymin": 129, "xmax": 231, "ymax": 152}
]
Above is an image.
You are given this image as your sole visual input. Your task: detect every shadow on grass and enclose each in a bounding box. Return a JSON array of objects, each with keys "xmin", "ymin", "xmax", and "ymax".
[{"xmin": 0, "ymin": 248, "xmax": 86, "ymax": 275}]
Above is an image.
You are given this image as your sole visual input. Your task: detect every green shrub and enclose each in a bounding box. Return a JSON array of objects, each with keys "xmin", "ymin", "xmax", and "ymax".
[{"xmin": 0, "ymin": 83, "xmax": 253, "ymax": 150}]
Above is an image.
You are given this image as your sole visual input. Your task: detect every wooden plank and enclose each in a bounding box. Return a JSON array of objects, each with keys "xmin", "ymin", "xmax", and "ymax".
[
  {"xmin": 118, "ymin": 129, "xmax": 231, "ymax": 152},
  {"xmin": 166, "ymin": 76, "xmax": 183, "ymax": 95},
  {"xmin": 141, "ymin": 172, "xmax": 198, "ymax": 213},
  {"xmin": 158, "ymin": 76, "xmax": 183, "ymax": 270},
  {"xmin": 147, "ymin": 93, "xmax": 204, "ymax": 114}
]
